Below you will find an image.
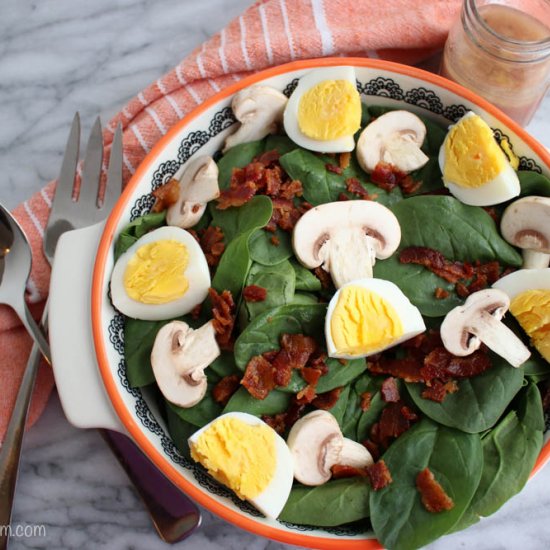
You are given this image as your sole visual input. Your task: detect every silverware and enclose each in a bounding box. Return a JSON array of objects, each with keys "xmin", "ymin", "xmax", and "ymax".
[
  {"xmin": 0, "ymin": 204, "xmax": 50, "ymax": 361},
  {"xmin": 0, "ymin": 114, "xmax": 201, "ymax": 548}
]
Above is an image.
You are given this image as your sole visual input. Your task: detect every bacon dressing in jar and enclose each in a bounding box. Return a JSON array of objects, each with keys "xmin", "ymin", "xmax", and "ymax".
[{"xmin": 441, "ymin": 0, "xmax": 550, "ymax": 126}]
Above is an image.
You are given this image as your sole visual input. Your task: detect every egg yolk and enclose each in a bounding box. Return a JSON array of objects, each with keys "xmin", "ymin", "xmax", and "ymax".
[
  {"xmin": 510, "ymin": 289, "xmax": 550, "ymax": 363},
  {"xmin": 297, "ymin": 79, "xmax": 361, "ymax": 141},
  {"xmin": 443, "ymin": 114, "xmax": 507, "ymax": 188},
  {"xmin": 190, "ymin": 417, "xmax": 276, "ymax": 500},
  {"xmin": 123, "ymin": 240, "xmax": 189, "ymax": 304},
  {"xmin": 330, "ymin": 285, "xmax": 404, "ymax": 355}
]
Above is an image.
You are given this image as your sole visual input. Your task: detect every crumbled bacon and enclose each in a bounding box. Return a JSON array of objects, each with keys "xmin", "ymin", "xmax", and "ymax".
[
  {"xmin": 422, "ymin": 379, "xmax": 459, "ymax": 402},
  {"xmin": 256, "ymin": 149, "xmax": 280, "ymax": 165},
  {"xmin": 369, "ymin": 357, "xmax": 424, "ymax": 383},
  {"xmin": 374, "ymin": 402, "xmax": 416, "ymax": 448},
  {"xmin": 363, "ymin": 439, "xmax": 381, "ymax": 462},
  {"xmin": 360, "ymin": 391, "xmax": 373, "ymax": 411},
  {"xmin": 212, "ymin": 375, "xmax": 240, "ymax": 406},
  {"xmin": 331, "ymin": 464, "xmax": 368, "ymax": 479},
  {"xmin": 301, "ymin": 366, "xmax": 323, "ymax": 386},
  {"xmin": 296, "ymin": 384, "xmax": 317, "ymax": 404},
  {"xmin": 314, "ymin": 267, "xmax": 332, "ymax": 289},
  {"xmin": 381, "ymin": 377, "xmax": 400, "ymax": 403},
  {"xmin": 326, "ymin": 163, "xmax": 343, "ymax": 175},
  {"xmin": 216, "ymin": 180, "xmax": 257, "ymax": 209},
  {"xmin": 371, "ymin": 162, "xmax": 421, "ymax": 195},
  {"xmin": 190, "ymin": 303, "xmax": 202, "ymax": 320},
  {"xmin": 208, "ymin": 288, "xmax": 236, "ymax": 350},
  {"xmin": 312, "ymin": 387, "xmax": 343, "ymax": 410},
  {"xmin": 270, "ymin": 235, "xmax": 280, "ymax": 246},
  {"xmin": 434, "ymin": 287, "xmax": 450, "ymax": 299},
  {"xmin": 241, "ymin": 355, "xmax": 276, "ymax": 400},
  {"xmin": 367, "ymin": 460, "xmax": 393, "ymax": 491},
  {"xmin": 339, "ymin": 152, "xmax": 351, "ymax": 170},
  {"xmin": 262, "ymin": 396, "xmax": 306, "ymax": 435},
  {"xmin": 416, "ymin": 468, "xmax": 454, "ymax": 513},
  {"xmin": 242, "ymin": 285, "xmax": 267, "ymax": 302},
  {"xmin": 261, "ymin": 413, "xmax": 286, "ymax": 435},
  {"xmin": 281, "ymin": 333, "xmax": 317, "ymax": 367},
  {"xmin": 271, "ymin": 350, "xmax": 293, "ymax": 387},
  {"xmin": 346, "ymin": 177, "xmax": 373, "ymax": 199},
  {"xmin": 200, "ymin": 226, "xmax": 225, "ymax": 267},
  {"xmin": 455, "ymin": 282, "xmax": 470, "ymax": 298},
  {"xmin": 152, "ymin": 178, "xmax": 180, "ymax": 212},
  {"xmin": 400, "ymin": 175, "xmax": 422, "ymax": 194},
  {"xmin": 421, "ymin": 347, "xmax": 492, "ymax": 382},
  {"xmin": 279, "ymin": 179, "xmax": 303, "ymax": 200}
]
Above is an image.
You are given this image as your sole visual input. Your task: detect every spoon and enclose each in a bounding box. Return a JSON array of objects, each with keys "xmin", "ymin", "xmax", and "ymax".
[{"xmin": 0, "ymin": 204, "xmax": 50, "ymax": 362}]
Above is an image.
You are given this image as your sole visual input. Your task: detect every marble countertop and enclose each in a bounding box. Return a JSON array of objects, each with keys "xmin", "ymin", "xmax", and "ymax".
[{"xmin": 2, "ymin": 0, "xmax": 550, "ymax": 548}]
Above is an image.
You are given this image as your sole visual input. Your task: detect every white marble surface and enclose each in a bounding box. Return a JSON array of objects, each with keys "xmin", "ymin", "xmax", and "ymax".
[{"xmin": 1, "ymin": 0, "xmax": 550, "ymax": 549}]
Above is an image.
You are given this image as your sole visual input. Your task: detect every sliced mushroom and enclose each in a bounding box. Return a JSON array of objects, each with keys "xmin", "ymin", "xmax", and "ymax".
[
  {"xmin": 440, "ymin": 289, "xmax": 531, "ymax": 368},
  {"xmin": 166, "ymin": 156, "xmax": 220, "ymax": 228},
  {"xmin": 292, "ymin": 200, "xmax": 401, "ymax": 288},
  {"xmin": 223, "ymin": 86, "xmax": 287, "ymax": 152},
  {"xmin": 151, "ymin": 320, "xmax": 220, "ymax": 407},
  {"xmin": 356, "ymin": 110, "xmax": 429, "ymax": 173},
  {"xmin": 287, "ymin": 410, "xmax": 373, "ymax": 486},
  {"xmin": 500, "ymin": 196, "xmax": 550, "ymax": 269}
]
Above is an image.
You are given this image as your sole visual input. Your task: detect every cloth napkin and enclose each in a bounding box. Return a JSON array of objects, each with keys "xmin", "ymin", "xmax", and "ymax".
[{"xmin": 0, "ymin": 0, "xmax": 462, "ymax": 442}]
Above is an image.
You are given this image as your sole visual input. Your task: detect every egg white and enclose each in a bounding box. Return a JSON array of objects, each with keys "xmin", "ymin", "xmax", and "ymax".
[
  {"xmin": 438, "ymin": 112, "xmax": 520, "ymax": 206},
  {"xmin": 492, "ymin": 268, "xmax": 550, "ymax": 299},
  {"xmin": 110, "ymin": 226, "xmax": 210, "ymax": 321},
  {"xmin": 325, "ymin": 278, "xmax": 426, "ymax": 359},
  {"xmin": 283, "ymin": 66, "xmax": 359, "ymax": 153},
  {"xmin": 188, "ymin": 412, "xmax": 294, "ymax": 519}
]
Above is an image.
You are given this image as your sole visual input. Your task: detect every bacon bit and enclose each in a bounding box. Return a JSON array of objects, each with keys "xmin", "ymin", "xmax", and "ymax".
[
  {"xmin": 331, "ymin": 464, "xmax": 368, "ymax": 479},
  {"xmin": 314, "ymin": 267, "xmax": 332, "ymax": 289},
  {"xmin": 312, "ymin": 387, "xmax": 343, "ymax": 410},
  {"xmin": 369, "ymin": 357, "xmax": 424, "ymax": 383},
  {"xmin": 375, "ymin": 402, "xmax": 415, "ymax": 448},
  {"xmin": 401, "ymin": 405, "xmax": 419, "ymax": 422},
  {"xmin": 152, "ymin": 178, "xmax": 180, "ymax": 212},
  {"xmin": 416, "ymin": 468, "xmax": 454, "ymax": 513},
  {"xmin": 256, "ymin": 149, "xmax": 280, "ymax": 165},
  {"xmin": 187, "ymin": 228, "xmax": 200, "ymax": 243},
  {"xmin": 208, "ymin": 288, "xmax": 236, "ymax": 350},
  {"xmin": 326, "ymin": 163, "xmax": 343, "ymax": 175},
  {"xmin": 272, "ymin": 350, "xmax": 293, "ymax": 387},
  {"xmin": 212, "ymin": 375, "xmax": 240, "ymax": 406},
  {"xmin": 190, "ymin": 303, "xmax": 202, "ymax": 320},
  {"xmin": 338, "ymin": 358, "xmax": 348, "ymax": 365},
  {"xmin": 455, "ymin": 282, "xmax": 470, "ymax": 298},
  {"xmin": 216, "ymin": 180, "xmax": 257, "ymax": 210},
  {"xmin": 296, "ymin": 384, "xmax": 317, "ymax": 404},
  {"xmin": 381, "ymin": 377, "xmax": 400, "ymax": 403},
  {"xmin": 400, "ymin": 175, "xmax": 422, "ymax": 194},
  {"xmin": 241, "ymin": 355, "xmax": 276, "ymax": 400},
  {"xmin": 360, "ymin": 392, "xmax": 373, "ymax": 412},
  {"xmin": 285, "ymin": 397, "xmax": 307, "ymax": 428},
  {"xmin": 422, "ymin": 380, "xmax": 451, "ymax": 402},
  {"xmin": 346, "ymin": 177, "xmax": 373, "ymax": 199},
  {"xmin": 338, "ymin": 192, "xmax": 351, "ymax": 201},
  {"xmin": 270, "ymin": 236, "xmax": 280, "ymax": 246},
  {"xmin": 271, "ymin": 197, "xmax": 302, "ymax": 232},
  {"xmin": 363, "ymin": 439, "xmax": 381, "ymax": 462},
  {"xmin": 482, "ymin": 206, "xmax": 500, "ymax": 224},
  {"xmin": 279, "ymin": 179, "xmax": 303, "ymax": 200},
  {"xmin": 371, "ymin": 162, "xmax": 400, "ymax": 191},
  {"xmin": 301, "ymin": 367, "xmax": 323, "ymax": 386},
  {"xmin": 421, "ymin": 347, "xmax": 492, "ymax": 382},
  {"xmin": 434, "ymin": 287, "xmax": 450, "ymax": 299},
  {"xmin": 282, "ymin": 333, "xmax": 318, "ymax": 355},
  {"xmin": 200, "ymin": 226, "xmax": 225, "ymax": 267},
  {"xmin": 242, "ymin": 285, "xmax": 268, "ymax": 302},
  {"xmin": 367, "ymin": 460, "xmax": 393, "ymax": 491},
  {"xmin": 261, "ymin": 414, "xmax": 286, "ymax": 435},
  {"xmin": 339, "ymin": 152, "xmax": 351, "ymax": 170}
]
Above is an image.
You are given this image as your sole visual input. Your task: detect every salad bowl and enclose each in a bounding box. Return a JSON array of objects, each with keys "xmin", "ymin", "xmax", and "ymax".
[{"xmin": 48, "ymin": 57, "xmax": 550, "ymax": 549}]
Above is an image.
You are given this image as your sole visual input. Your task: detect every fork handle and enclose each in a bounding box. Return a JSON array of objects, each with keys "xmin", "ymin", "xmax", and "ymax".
[
  {"xmin": 0, "ymin": 305, "xmax": 48, "ymax": 550},
  {"xmin": 11, "ymin": 299, "xmax": 51, "ymax": 364}
]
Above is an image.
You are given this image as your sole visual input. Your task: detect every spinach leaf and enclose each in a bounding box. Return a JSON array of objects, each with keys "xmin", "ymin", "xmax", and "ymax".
[
  {"xmin": 374, "ymin": 195, "xmax": 523, "ymax": 316},
  {"xmin": 222, "ymin": 387, "xmax": 291, "ymax": 416},
  {"xmin": 234, "ymin": 304, "xmax": 327, "ymax": 369},
  {"xmin": 249, "ymin": 228, "xmax": 293, "ymax": 266},
  {"xmin": 211, "ymin": 196, "xmax": 273, "ymax": 297},
  {"xmin": 125, "ymin": 317, "xmax": 162, "ymax": 387},
  {"xmin": 406, "ymin": 354, "xmax": 524, "ymax": 433},
  {"xmin": 209, "ymin": 351, "xmax": 239, "ymax": 379},
  {"xmin": 217, "ymin": 140, "xmax": 264, "ymax": 190},
  {"xmin": 114, "ymin": 211, "xmax": 166, "ymax": 260},
  {"xmin": 165, "ymin": 402, "xmax": 196, "ymax": 458},
  {"xmin": 518, "ymin": 170, "xmax": 550, "ymax": 197},
  {"xmin": 516, "ymin": 380, "xmax": 545, "ymax": 431},
  {"xmin": 327, "ymin": 385, "xmax": 351, "ymax": 425},
  {"xmin": 210, "ymin": 195, "xmax": 273, "ymax": 243},
  {"xmin": 291, "ymin": 259, "xmax": 322, "ymax": 291},
  {"xmin": 341, "ymin": 388, "xmax": 363, "ymax": 440},
  {"xmin": 279, "ymin": 478, "xmax": 371, "ymax": 527},
  {"xmin": 264, "ymin": 134, "xmax": 298, "ymax": 155},
  {"xmin": 370, "ymin": 419, "xmax": 483, "ymax": 550},
  {"xmin": 242, "ymin": 260, "xmax": 296, "ymax": 323},
  {"xmin": 356, "ymin": 376, "xmax": 386, "ymax": 441},
  {"xmin": 289, "ymin": 292, "xmax": 319, "ymax": 305},
  {"xmin": 167, "ymin": 386, "xmax": 223, "ymax": 428}
]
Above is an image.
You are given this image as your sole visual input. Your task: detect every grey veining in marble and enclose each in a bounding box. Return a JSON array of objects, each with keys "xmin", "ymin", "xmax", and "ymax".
[{"xmin": 1, "ymin": 0, "xmax": 550, "ymax": 548}]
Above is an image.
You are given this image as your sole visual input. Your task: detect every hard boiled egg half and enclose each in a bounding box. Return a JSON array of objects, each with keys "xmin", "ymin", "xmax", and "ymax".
[
  {"xmin": 438, "ymin": 111, "xmax": 520, "ymax": 206},
  {"xmin": 493, "ymin": 268, "xmax": 550, "ymax": 363},
  {"xmin": 188, "ymin": 412, "xmax": 294, "ymax": 519},
  {"xmin": 325, "ymin": 278, "xmax": 426, "ymax": 359},
  {"xmin": 110, "ymin": 226, "xmax": 210, "ymax": 320},
  {"xmin": 283, "ymin": 66, "xmax": 361, "ymax": 153}
]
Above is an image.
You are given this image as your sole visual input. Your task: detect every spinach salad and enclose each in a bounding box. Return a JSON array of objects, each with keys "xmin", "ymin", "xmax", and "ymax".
[{"xmin": 114, "ymin": 103, "xmax": 549, "ymax": 550}]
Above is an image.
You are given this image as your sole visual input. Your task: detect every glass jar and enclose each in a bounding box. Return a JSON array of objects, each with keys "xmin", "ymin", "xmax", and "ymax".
[{"xmin": 441, "ymin": 0, "xmax": 550, "ymax": 125}]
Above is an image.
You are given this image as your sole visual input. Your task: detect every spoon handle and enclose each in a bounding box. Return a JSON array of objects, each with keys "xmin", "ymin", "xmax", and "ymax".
[
  {"xmin": 0, "ymin": 307, "xmax": 48, "ymax": 549},
  {"xmin": 11, "ymin": 299, "xmax": 51, "ymax": 365}
]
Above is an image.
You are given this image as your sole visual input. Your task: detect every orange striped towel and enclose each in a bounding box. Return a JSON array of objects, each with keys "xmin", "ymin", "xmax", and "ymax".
[{"xmin": 0, "ymin": 0, "xmax": 462, "ymax": 441}]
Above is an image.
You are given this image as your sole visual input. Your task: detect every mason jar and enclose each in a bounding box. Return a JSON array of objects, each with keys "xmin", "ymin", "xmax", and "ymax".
[{"xmin": 441, "ymin": 0, "xmax": 550, "ymax": 126}]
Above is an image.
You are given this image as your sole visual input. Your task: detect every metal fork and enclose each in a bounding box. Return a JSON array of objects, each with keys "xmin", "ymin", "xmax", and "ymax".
[{"xmin": 0, "ymin": 114, "xmax": 200, "ymax": 548}]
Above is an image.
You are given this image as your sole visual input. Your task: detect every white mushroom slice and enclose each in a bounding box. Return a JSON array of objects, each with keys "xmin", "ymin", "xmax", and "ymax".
[
  {"xmin": 500, "ymin": 196, "xmax": 550, "ymax": 269},
  {"xmin": 287, "ymin": 410, "xmax": 373, "ymax": 486},
  {"xmin": 151, "ymin": 320, "xmax": 220, "ymax": 407},
  {"xmin": 356, "ymin": 110, "xmax": 429, "ymax": 173},
  {"xmin": 166, "ymin": 156, "xmax": 220, "ymax": 229},
  {"xmin": 292, "ymin": 201, "xmax": 401, "ymax": 288},
  {"xmin": 440, "ymin": 289, "xmax": 531, "ymax": 368},
  {"xmin": 223, "ymin": 86, "xmax": 288, "ymax": 152}
]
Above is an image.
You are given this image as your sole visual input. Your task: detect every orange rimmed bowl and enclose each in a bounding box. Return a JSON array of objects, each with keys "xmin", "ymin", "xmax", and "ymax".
[{"xmin": 48, "ymin": 58, "xmax": 550, "ymax": 549}]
